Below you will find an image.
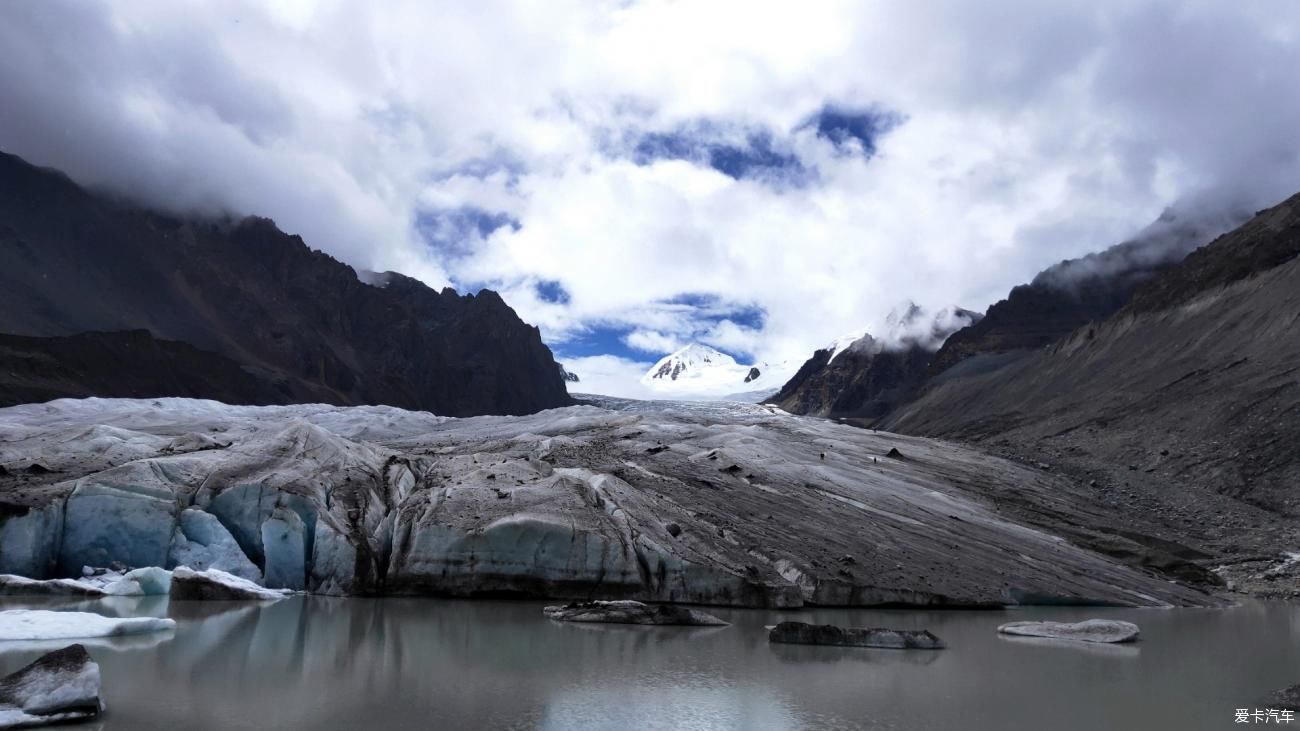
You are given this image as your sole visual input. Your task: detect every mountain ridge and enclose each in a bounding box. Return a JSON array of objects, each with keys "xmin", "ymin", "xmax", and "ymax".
[
  {"xmin": 0, "ymin": 150, "xmax": 573, "ymax": 416},
  {"xmin": 767, "ymin": 303, "xmax": 980, "ymax": 419}
]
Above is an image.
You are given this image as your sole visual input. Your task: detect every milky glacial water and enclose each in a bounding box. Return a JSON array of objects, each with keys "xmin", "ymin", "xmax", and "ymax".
[{"xmin": 0, "ymin": 597, "xmax": 1295, "ymax": 730}]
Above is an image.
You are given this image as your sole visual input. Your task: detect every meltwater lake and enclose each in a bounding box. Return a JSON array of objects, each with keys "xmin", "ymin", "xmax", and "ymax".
[{"xmin": 0, "ymin": 597, "xmax": 1295, "ymax": 731}]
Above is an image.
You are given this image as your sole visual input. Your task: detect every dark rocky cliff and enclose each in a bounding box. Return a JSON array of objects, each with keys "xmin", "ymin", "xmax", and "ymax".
[
  {"xmin": 768, "ymin": 345, "xmax": 934, "ymax": 420},
  {"xmin": 768, "ymin": 305, "xmax": 980, "ymax": 420},
  {"xmin": 0, "ymin": 151, "xmax": 572, "ymax": 416}
]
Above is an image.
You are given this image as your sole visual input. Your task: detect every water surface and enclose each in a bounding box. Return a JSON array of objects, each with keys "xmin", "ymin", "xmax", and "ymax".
[{"xmin": 0, "ymin": 597, "xmax": 1294, "ymax": 730}]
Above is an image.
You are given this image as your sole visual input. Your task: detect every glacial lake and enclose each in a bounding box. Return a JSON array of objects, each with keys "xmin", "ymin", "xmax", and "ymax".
[{"xmin": 0, "ymin": 597, "xmax": 1295, "ymax": 730}]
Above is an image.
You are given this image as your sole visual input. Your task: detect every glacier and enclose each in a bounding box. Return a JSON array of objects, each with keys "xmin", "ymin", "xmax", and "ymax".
[{"xmin": 0, "ymin": 397, "xmax": 1218, "ymax": 607}]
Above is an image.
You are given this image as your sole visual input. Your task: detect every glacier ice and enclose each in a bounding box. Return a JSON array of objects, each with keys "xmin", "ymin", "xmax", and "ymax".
[
  {"xmin": 82, "ymin": 567, "xmax": 172, "ymax": 596},
  {"xmin": 167, "ymin": 509, "xmax": 262, "ymax": 582},
  {"xmin": 261, "ymin": 507, "xmax": 307, "ymax": 591},
  {"xmin": 0, "ymin": 397, "xmax": 1220, "ymax": 607},
  {"xmin": 58, "ymin": 465, "xmax": 180, "ymax": 575},
  {"xmin": 0, "ymin": 503, "xmax": 62, "ymax": 578}
]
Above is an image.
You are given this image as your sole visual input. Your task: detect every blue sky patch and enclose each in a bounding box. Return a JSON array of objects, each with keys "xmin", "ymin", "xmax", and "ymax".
[
  {"xmin": 550, "ymin": 293, "xmax": 766, "ymax": 364},
  {"xmin": 415, "ymin": 205, "xmax": 519, "ymax": 257},
  {"xmin": 626, "ymin": 120, "xmax": 812, "ymax": 186},
  {"xmin": 534, "ymin": 279, "xmax": 571, "ymax": 304},
  {"xmin": 801, "ymin": 104, "xmax": 903, "ymax": 157}
]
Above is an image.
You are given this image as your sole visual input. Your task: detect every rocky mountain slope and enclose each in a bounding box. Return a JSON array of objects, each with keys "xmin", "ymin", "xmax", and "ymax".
[
  {"xmin": 0, "ymin": 330, "xmax": 296, "ymax": 408},
  {"xmin": 927, "ymin": 205, "xmax": 1248, "ymax": 377},
  {"xmin": 0, "ymin": 397, "xmax": 1216, "ymax": 608},
  {"xmin": 768, "ymin": 304, "xmax": 979, "ymax": 419},
  {"xmin": 0, "ymin": 151, "xmax": 571, "ymax": 416},
  {"xmin": 885, "ymin": 193, "xmax": 1300, "ymax": 593}
]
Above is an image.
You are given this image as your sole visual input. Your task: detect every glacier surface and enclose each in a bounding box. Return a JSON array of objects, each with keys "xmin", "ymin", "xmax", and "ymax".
[{"xmin": 0, "ymin": 397, "xmax": 1217, "ymax": 607}]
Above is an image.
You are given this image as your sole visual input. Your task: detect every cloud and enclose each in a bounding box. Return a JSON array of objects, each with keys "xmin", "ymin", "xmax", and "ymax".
[
  {"xmin": 556, "ymin": 354, "xmax": 656, "ymax": 400},
  {"xmin": 624, "ymin": 330, "xmax": 682, "ymax": 354},
  {"xmin": 3, "ymin": 0, "xmax": 1300, "ymax": 392}
]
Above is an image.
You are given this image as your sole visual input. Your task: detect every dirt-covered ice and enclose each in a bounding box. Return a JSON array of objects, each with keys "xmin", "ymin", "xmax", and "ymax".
[{"xmin": 0, "ymin": 397, "xmax": 1218, "ymax": 607}]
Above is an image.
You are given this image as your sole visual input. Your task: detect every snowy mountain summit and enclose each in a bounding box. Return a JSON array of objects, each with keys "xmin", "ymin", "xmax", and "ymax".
[
  {"xmin": 640, "ymin": 343, "xmax": 794, "ymax": 400},
  {"xmin": 828, "ymin": 302, "xmax": 981, "ymax": 362}
]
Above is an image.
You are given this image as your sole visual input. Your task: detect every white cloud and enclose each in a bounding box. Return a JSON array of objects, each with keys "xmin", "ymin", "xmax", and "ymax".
[
  {"xmin": 624, "ymin": 330, "xmax": 682, "ymax": 354},
  {"xmin": 556, "ymin": 354, "xmax": 656, "ymax": 400},
  {"xmin": 3, "ymin": 0, "xmax": 1300, "ymax": 390}
]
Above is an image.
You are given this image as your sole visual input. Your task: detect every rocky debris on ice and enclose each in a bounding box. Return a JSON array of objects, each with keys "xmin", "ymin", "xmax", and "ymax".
[
  {"xmin": 0, "ymin": 397, "xmax": 1221, "ymax": 608},
  {"xmin": 0, "ymin": 567, "xmax": 171, "ymax": 597},
  {"xmin": 768, "ymin": 621, "xmax": 946, "ymax": 649},
  {"xmin": 0, "ymin": 610, "xmax": 174, "ymax": 643},
  {"xmin": 0, "ymin": 576, "xmax": 102, "ymax": 598},
  {"xmin": 169, "ymin": 567, "xmax": 290, "ymax": 601},
  {"xmin": 542, "ymin": 600, "xmax": 728, "ymax": 626},
  {"xmin": 997, "ymin": 619, "xmax": 1140, "ymax": 644},
  {"xmin": 0, "ymin": 644, "xmax": 102, "ymax": 729}
]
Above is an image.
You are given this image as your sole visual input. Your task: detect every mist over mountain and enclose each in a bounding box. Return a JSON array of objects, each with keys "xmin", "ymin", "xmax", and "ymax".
[
  {"xmin": 769, "ymin": 303, "xmax": 979, "ymax": 419},
  {"xmin": 927, "ymin": 201, "xmax": 1251, "ymax": 378},
  {"xmin": 887, "ymin": 190, "xmax": 1300, "ymax": 521}
]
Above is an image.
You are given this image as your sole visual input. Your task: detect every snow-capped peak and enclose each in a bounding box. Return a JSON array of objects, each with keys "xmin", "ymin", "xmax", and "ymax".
[
  {"xmin": 642, "ymin": 344, "xmax": 738, "ymax": 384},
  {"xmin": 827, "ymin": 301, "xmax": 981, "ymax": 362},
  {"xmin": 639, "ymin": 343, "xmax": 797, "ymax": 400}
]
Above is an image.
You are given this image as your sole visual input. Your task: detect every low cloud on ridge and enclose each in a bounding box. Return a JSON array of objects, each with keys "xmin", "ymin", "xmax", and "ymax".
[{"xmin": 2, "ymin": 1, "xmax": 1300, "ymax": 395}]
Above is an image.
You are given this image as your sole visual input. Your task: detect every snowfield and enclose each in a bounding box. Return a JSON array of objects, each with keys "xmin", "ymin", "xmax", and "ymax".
[{"xmin": 0, "ymin": 397, "xmax": 1216, "ymax": 607}]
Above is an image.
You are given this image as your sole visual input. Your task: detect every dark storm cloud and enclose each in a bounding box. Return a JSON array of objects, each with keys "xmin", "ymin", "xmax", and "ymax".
[{"xmin": 0, "ymin": 2, "xmax": 293, "ymax": 210}]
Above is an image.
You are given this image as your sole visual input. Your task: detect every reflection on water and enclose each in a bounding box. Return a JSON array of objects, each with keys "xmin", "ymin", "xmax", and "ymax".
[{"xmin": 0, "ymin": 597, "xmax": 1296, "ymax": 730}]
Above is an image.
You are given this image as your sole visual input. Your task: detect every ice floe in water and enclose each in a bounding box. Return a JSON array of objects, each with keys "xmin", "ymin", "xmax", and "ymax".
[{"xmin": 0, "ymin": 610, "xmax": 174, "ymax": 643}]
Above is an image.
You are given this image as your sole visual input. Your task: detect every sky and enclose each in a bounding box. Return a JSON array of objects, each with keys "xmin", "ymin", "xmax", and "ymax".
[{"xmin": 2, "ymin": 1, "xmax": 1300, "ymax": 397}]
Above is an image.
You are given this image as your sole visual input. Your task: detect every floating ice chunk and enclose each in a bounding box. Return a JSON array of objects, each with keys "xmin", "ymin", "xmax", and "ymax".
[
  {"xmin": 0, "ymin": 610, "xmax": 175, "ymax": 642},
  {"xmin": 997, "ymin": 619, "xmax": 1140, "ymax": 644},
  {"xmin": 91, "ymin": 567, "xmax": 172, "ymax": 596},
  {"xmin": 0, "ymin": 644, "xmax": 103, "ymax": 729},
  {"xmin": 0, "ymin": 575, "xmax": 103, "ymax": 597},
  {"xmin": 169, "ymin": 567, "xmax": 289, "ymax": 601}
]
